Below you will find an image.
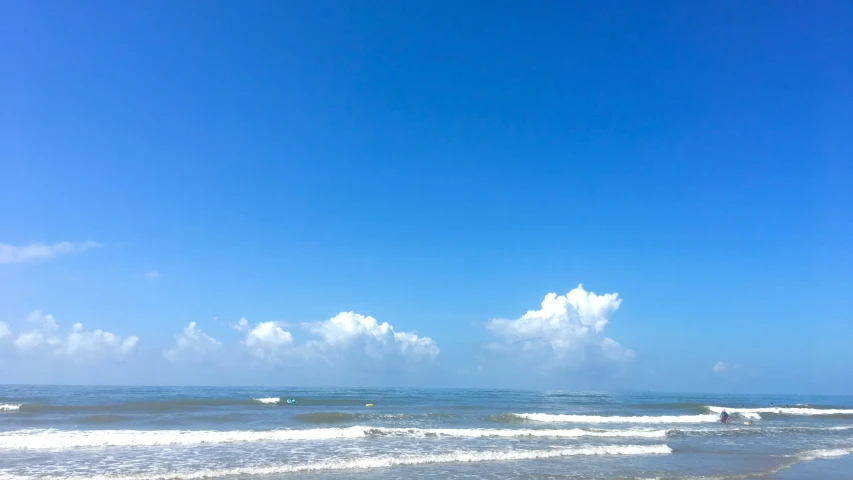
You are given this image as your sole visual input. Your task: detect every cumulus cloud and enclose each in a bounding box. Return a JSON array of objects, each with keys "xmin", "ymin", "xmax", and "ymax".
[
  {"xmin": 0, "ymin": 241, "xmax": 101, "ymax": 264},
  {"xmin": 236, "ymin": 312, "xmax": 439, "ymax": 365},
  {"xmin": 231, "ymin": 317, "xmax": 250, "ymax": 332},
  {"xmin": 65, "ymin": 324, "xmax": 138, "ymax": 360},
  {"xmin": 164, "ymin": 322, "xmax": 222, "ymax": 362},
  {"xmin": 303, "ymin": 312, "xmax": 440, "ymax": 361},
  {"xmin": 242, "ymin": 321, "xmax": 293, "ymax": 360},
  {"xmin": 16, "ymin": 311, "xmax": 64, "ymax": 351},
  {"xmin": 485, "ymin": 284, "xmax": 633, "ymax": 368},
  {"xmin": 12, "ymin": 311, "xmax": 138, "ymax": 361}
]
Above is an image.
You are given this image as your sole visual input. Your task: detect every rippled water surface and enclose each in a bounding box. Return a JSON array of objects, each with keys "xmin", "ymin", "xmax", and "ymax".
[{"xmin": 1, "ymin": 386, "xmax": 851, "ymax": 479}]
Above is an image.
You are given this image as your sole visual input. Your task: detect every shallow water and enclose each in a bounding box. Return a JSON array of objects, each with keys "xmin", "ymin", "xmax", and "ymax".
[{"xmin": 1, "ymin": 386, "xmax": 851, "ymax": 479}]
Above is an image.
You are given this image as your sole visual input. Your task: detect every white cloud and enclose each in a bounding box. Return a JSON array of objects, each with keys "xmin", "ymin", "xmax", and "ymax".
[
  {"xmin": 713, "ymin": 361, "xmax": 740, "ymax": 375},
  {"xmin": 238, "ymin": 312, "xmax": 439, "ymax": 365},
  {"xmin": 0, "ymin": 322, "xmax": 10, "ymax": 340},
  {"xmin": 303, "ymin": 312, "xmax": 439, "ymax": 361},
  {"xmin": 164, "ymin": 322, "xmax": 222, "ymax": 362},
  {"xmin": 27, "ymin": 310, "xmax": 60, "ymax": 331},
  {"xmin": 64, "ymin": 325, "xmax": 139, "ymax": 360},
  {"xmin": 15, "ymin": 311, "xmax": 61, "ymax": 350},
  {"xmin": 231, "ymin": 317, "xmax": 250, "ymax": 332},
  {"xmin": 243, "ymin": 321, "xmax": 293, "ymax": 360},
  {"xmin": 141, "ymin": 270, "xmax": 160, "ymax": 280},
  {"xmin": 485, "ymin": 284, "xmax": 634, "ymax": 368},
  {"xmin": 0, "ymin": 241, "xmax": 101, "ymax": 264},
  {"xmin": 12, "ymin": 311, "xmax": 138, "ymax": 361},
  {"xmin": 15, "ymin": 331, "xmax": 50, "ymax": 350}
]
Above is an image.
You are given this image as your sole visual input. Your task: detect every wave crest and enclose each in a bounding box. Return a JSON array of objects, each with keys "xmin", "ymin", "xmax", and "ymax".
[
  {"xmin": 15, "ymin": 445, "xmax": 673, "ymax": 478},
  {"xmin": 0, "ymin": 427, "xmax": 669, "ymax": 450},
  {"xmin": 706, "ymin": 406, "xmax": 853, "ymax": 417},
  {"xmin": 497, "ymin": 413, "xmax": 719, "ymax": 423}
]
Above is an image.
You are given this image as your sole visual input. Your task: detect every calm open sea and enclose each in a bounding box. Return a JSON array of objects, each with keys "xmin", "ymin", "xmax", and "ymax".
[{"xmin": 1, "ymin": 386, "xmax": 852, "ymax": 479}]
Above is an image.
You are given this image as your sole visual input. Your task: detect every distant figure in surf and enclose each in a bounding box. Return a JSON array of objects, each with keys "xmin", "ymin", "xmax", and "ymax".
[{"xmin": 720, "ymin": 409, "xmax": 730, "ymax": 423}]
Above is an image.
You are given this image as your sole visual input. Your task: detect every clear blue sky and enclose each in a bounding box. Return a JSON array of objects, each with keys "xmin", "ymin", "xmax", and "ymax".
[{"xmin": 1, "ymin": 0, "xmax": 851, "ymax": 393}]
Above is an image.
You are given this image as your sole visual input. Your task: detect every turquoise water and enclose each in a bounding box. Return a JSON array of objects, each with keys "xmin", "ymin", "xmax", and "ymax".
[{"xmin": 1, "ymin": 386, "xmax": 852, "ymax": 479}]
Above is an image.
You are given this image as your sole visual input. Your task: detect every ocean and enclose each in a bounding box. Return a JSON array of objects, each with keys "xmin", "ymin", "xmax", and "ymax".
[{"xmin": 1, "ymin": 386, "xmax": 852, "ymax": 480}]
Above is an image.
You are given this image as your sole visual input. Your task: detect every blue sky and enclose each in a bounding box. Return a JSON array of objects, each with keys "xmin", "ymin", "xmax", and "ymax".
[{"xmin": 1, "ymin": 1, "xmax": 851, "ymax": 393}]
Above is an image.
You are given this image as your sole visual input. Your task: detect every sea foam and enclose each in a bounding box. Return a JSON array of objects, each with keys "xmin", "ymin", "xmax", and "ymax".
[
  {"xmin": 795, "ymin": 448, "xmax": 852, "ymax": 460},
  {"xmin": 12, "ymin": 444, "xmax": 673, "ymax": 479},
  {"xmin": 372, "ymin": 427, "xmax": 669, "ymax": 439},
  {"xmin": 0, "ymin": 426, "xmax": 669, "ymax": 450},
  {"xmin": 706, "ymin": 406, "xmax": 853, "ymax": 418},
  {"xmin": 0, "ymin": 404, "xmax": 21, "ymax": 412},
  {"xmin": 252, "ymin": 397, "xmax": 280, "ymax": 404},
  {"xmin": 507, "ymin": 413, "xmax": 720, "ymax": 423}
]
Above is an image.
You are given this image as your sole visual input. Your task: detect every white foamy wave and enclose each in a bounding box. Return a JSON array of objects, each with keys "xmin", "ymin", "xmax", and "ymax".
[
  {"xmin": 252, "ymin": 397, "xmax": 280, "ymax": 404},
  {"xmin": 13, "ymin": 445, "xmax": 673, "ymax": 479},
  {"xmin": 0, "ymin": 427, "xmax": 368, "ymax": 450},
  {"xmin": 511, "ymin": 413, "xmax": 719, "ymax": 424},
  {"xmin": 0, "ymin": 426, "xmax": 668, "ymax": 450},
  {"xmin": 672, "ymin": 425, "xmax": 853, "ymax": 436},
  {"xmin": 795, "ymin": 448, "xmax": 851, "ymax": 461},
  {"xmin": 0, "ymin": 404, "xmax": 21, "ymax": 412},
  {"xmin": 373, "ymin": 427, "xmax": 669, "ymax": 439},
  {"xmin": 707, "ymin": 406, "xmax": 853, "ymax": 416}
]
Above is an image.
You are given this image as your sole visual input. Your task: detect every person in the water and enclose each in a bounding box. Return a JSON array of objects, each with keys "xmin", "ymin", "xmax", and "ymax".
[{"xmin": 720, "ymin": 409, "xmax": 730, "ymax": 423}]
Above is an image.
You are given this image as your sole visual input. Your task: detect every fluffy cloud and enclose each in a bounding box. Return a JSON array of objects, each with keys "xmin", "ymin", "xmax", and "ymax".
[
  {"xmin": 0, "ymin": 241, "xmax": 101, "ymax": 264},
  {"xmin": 236, "ymin": 312, "xmax": 439, "ymax": 365},
  {"xmin": 164, "ymin": 322, "xmax": 222, "ymax": 362},
  {"xmin": 15, "ymin": 311, "xmax": 65, "ymax": 350},
  {"xmin": 304, "ymin": 312, "xmax": 440, "ymax": 361},
  {"xmin": 486, "ymin": 285, "xmax": 634, "ymax": 368},
  {"xmin": 12, "ymin": 311, "xmax": 138, "ymax": 361},
  {"xmin": 65, "ymin": 323, "xmax": 138, "ymax": 360},
  {"xmin": 242, "ymin": 321, "xmax": 293, "ymax": 360},
  {"xmin": 231, "ymin": 317, "xmax": 250, "ymax": 332}
]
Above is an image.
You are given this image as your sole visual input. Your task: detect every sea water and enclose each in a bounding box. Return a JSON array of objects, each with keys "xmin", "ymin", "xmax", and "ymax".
[{"xmin": 1, "ymin": 386, "xmax": 852, "ymax": 479}]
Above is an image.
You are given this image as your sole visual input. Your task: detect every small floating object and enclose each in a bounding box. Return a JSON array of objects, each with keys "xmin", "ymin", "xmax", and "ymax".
[
  {"xmin": 286, "ymin": 398, "xmax": 297, "ymax": 404},
  {"xmin": 744, "ymin": 420, "xmax": 753, "ymax": 425},
  {"xmin": 365, "ymin": 403, "xmax": 374, "ymax": 407}
]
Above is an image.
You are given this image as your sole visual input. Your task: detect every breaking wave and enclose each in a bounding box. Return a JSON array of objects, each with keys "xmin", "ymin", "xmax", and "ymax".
[
  {"xmin": 11, "ymin": 444, "xmax": 673, "ymax": 478},
  {"xmin": 666, "ymin": 425, "xmax": 853, "ymax": 437},
  {"xmin": 0, "ymin": 404, "xmax": 21, "ymax": 412},
  {"xmin": 0, "ymin": 427, "xmax": 669, "ymax": 450},
  {"xmin": 706, "ymin": 406, "xmax": 853, "ymax": 419},
  {"xmin": 493, "ymin": 413, "xmax": 720, "ymax": 424}
]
